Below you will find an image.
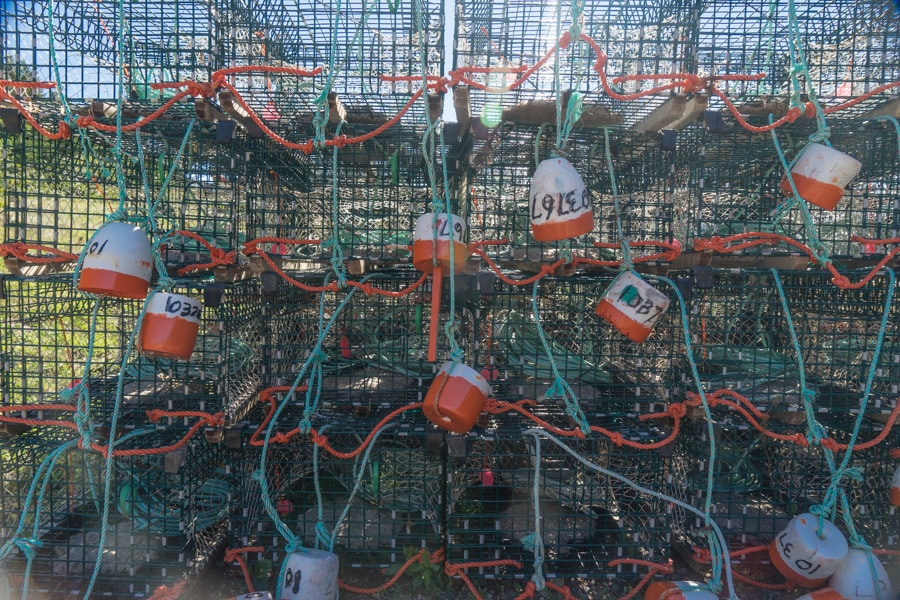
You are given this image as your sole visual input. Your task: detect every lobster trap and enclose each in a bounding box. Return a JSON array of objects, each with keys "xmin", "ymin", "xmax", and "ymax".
[
  {"xmin": 445, "ymin": 410, "xmax": 673, "ymax": 581},
  {"xmin": 0, "ymin": 425, "xmax": 228, "ymax": 597},
  {"xmin": 0, "ymin": 275, "xmax": 265, "ymax": 425},
  {"xmin": 670, "ymin": 411, "xmax": 900, "ymax": 554},
  {"xmin": 685, "ymin": 268, "xmax": 899, "ymax": 417}
]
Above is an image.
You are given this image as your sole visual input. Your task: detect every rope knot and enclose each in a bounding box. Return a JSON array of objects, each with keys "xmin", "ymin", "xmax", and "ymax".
[
  {"xmin": 667, "ymin": 402, "xmax": 688, "ymax": 420},
  {"xmin": 271, "ymin": 432, "xmax": 292, "ymax": 445},
  {"xmin": 803, "ymin": 102, "xmax": 817, "ymax": 118},
  {"xmin": 58, "ymin": 120, "xmax": 72, "ymax": 139},
  {"xmin": 315, "ymin": 521, "xmax": 333, "ymax": 548},
  {"xmin": 13, "ymin": 537, "xmax": 43, "ymax": 560},
  {"xmin": 310, "ymin": 430, "xmax": 328, "ymax": 447},
  {"xmin": 331, "ymin": 134, "xmax": 349, "ymax": 148},
  {"xmin": 299, "ymin": 140, "xmax": 315, "ymax": 155},
  {"xmin": 75, "ymin": 115, "xmax": 94, "ymax": 128},
  {"xmin": 284, "ymin": 539, "xmax": 305, "ymax": 554},
  {"xmin": 186, "ymin": 80, "xmax": 218, "ymax": 99},
  {"xmin": 608, "ymin": 431, "xmax": 626, "ymax": 446},
  {"xmin": 681, "ymin": 74, "xmax": 706, "ymax": 94},
  {"xmin": 558, "ymin": 31, "xmax": 572, "ymax": 50},
  {"xmin": 831, "ymin": 274, "xmax": 851, "ymax": 288}
]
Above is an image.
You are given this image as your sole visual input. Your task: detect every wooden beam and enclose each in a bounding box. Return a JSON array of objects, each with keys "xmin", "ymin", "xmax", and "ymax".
[
  {"xmin": 427, "ymin": 93, "xmax": 444, "ymax": 124},
  {"xmin": 453, "ymin": 85, "xmax": 471, "ymax": 134},
  {"xmin": 326, "ymin": 92, "xmax": 347, "ymax": 123},
  {"xmin": 631, "ymin": 93, "xmax": 708, "ymax": 133},
  {"xmin": 502, "ymin": 95, "xmax": 623, "ymax": 127},
  {"xmin": 217, "ymin": 90, "xmax": 264, "ymax": 138},
  {"xmin": 194, "ymin": 98, "xmax": 227, "ymax": 122},
  {"xmin": 858, "ymin": 97, "xmax": 900, "ymax": 120}
]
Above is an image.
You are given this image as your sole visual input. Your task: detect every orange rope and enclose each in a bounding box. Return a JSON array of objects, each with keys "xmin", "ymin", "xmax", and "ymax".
[
  {"xmin": 608, "ymin": 559, "xmax": 673, "ymax": 600},
  {"xmin": 692, "ymin": 545, "xmax": 794, "ymax": 591},
  {"xmin": 146, "ymin": 579, "xmax": 188, "ymax": 600},
  {"xmin": 224, "ymin": 546, "xmax": 266, "ymax": 594},
  {"xmin": 694, "ymin": 232, "xmax": 900, "ymax": 290},
  {"xmin": 685, "ymin": 390, "xmax": 900, "ymax": 452},
  {"xmin": 0, "ymin": 81, "xmax": 71, "ymax": 140}
]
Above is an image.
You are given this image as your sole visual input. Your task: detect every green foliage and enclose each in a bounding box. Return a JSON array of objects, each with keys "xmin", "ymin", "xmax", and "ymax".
[{"xmin": 384, "ymin": 547, "xmax": 447, "ymax": 593}]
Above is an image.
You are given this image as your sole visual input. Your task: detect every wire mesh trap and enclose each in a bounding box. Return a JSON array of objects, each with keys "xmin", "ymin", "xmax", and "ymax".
[{"xmin": 3, "ymin": 0, "xmax": 900, "ymax": 597}]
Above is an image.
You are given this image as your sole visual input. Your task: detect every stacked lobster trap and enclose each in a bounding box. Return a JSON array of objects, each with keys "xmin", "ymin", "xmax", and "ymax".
[{"xmin": 1, "ymin": 0, "xmax": 900, "ymax": 598}]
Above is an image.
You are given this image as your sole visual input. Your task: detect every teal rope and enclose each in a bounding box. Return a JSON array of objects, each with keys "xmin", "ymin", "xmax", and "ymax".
[
  {"xmin": 786, "ymin": 0, "xmax": 830, "ymax": 146},
  {"xmin": 521, "ymin": 433, "xmax": 545, "ymax": 591},
  {"xmin": 650, "ymin": 276, "xmax": 718, "ymax": 530},
  {"xmin": 530, "ymin": 280, "xmax": 590, "ymax": 434},
  {"xmin": 312, "ymin": 0, "xmax": 342, "ymax": 148},
  {"xmin": 256, "ymin": 275, "xmax": 371, "ymax": 548},
  {"xmin": 603, "ymin": 128, "xmax": 633, "ymax": 270},
  {"xmin": 523, "ymin": 429, "xmax": 738, "ymax": 600},
  {"xmin": 323, "ymin": 120, "xmax": 349, "ymax": 288}
]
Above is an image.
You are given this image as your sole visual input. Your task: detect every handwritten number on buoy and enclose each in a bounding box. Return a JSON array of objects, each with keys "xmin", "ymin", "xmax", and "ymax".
[
  {"xmin": 618, "ymin": 285, "xmax": 664, "ymax": 324},
  {"xmin": 438, "ymin": 217, "xmax": 464, "ymax": 241},
  {"xmin": 777, "ymin": 531, "xmax": 822, "ymax": 576},
  {"xmin": 88, "ymin": 239, "xmax": 109, "ymax": 256},
  {"xmin": 530, "ymin": 189, "xmax": 591, "ymax": 223},
  {"xmin": 285, "ymin": 566, "xmax": 301, "ymax": 594},
  {"xmin": 164, "ymin": 296, "xmax": 202, "ymax": 318}
]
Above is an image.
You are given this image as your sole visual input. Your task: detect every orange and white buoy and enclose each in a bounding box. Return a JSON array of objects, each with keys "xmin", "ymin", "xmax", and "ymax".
[
  {"xmin": 412, "ymin": 213, "xmax": 468, "ymax": 362},
  {"xmin": 279, "ymin": 549, "xmax": 338, "ymax": 600},
  {"xmin": 138, "ymin": 292, "xmax": 202, "ymax": 360},
  {"xmin": 644, "ymin": 581, "xmax": 718, "ymax": 600},
  {"xmin": 794, "ymin": 589, "xmax": 846, "ymax": 600},
  {"xmin": 77, "ymin": 222, "xmax": 153, "ymax": 299},
  {"xmin": 780, "ymin": 143, "xmax": 862, "ymax": 210},
  {"xmin": 528, "ymin": 156, "xmax": 594, "ymax": 242},
  {"xmin": 423, "ymin": 362, "xmax": 491, "ymax": 434},
  {"xmin": 829, "ymin": 549, "xmax": 894, "ymax": 600},
  {"xmin": 890, "ymin": 463, "xmax": 900, "ymax": 507},
  {"xmin": 769, "ymin": 513, "xmax": 848, "ymax": 587},
  {"xmin": 595, "ymin": 271, "xmax": 670, "ymax": 343}
]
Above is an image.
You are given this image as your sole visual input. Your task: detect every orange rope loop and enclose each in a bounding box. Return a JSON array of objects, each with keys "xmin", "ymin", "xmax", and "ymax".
[
  {"xmin": 607, "ymin": 559, "xmax": 673, "ymax": 600},
  {"xmin": 224, "ymin": 546, "xmax": 266, "ymax": 593},
  {"xmin": 147, "ymin": 579, "xmax": 188, "ymax": 600},
  {"xmin": 0, "ymin": 242, "xmax": 78, "ymax": 263}
]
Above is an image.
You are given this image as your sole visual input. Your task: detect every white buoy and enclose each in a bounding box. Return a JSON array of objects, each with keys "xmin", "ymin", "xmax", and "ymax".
[
  {"xmin": 595, "ymin": 271, "xmax": 670, "ymax": 343},
  {"xmin": 829, "ymin": 548, "xmax": 894, "ymax": 600},
  {"xmin": 769, "ymin": 513, "xmax": 848, "ymax": 587},
  {"xmin": 77, "ymin": 222, "xmax": 153, "ymax": 299},
  {"xmin": 644, "ymin": 581, "xmax": 719, "ymax": 600},
  {"xmin": 780, "ymin": 143, "xmax": 862, "ymax": 210},
  {"xmin": 230, "ymin": 593, "xmax": 274, "ymax": 600},
  {"xmin": 278, "ymin": 549, "xmax": 338, "ymax": 600},
  {"xmin": 412, "ymin": 212, "xmax": 468, "ymax": 275},
  {"xmin": 528, "ymin": 156, "xmax": 594, "ymax": 241},
  {"xmin": 138, "ymin": 292, "xmax": 202, "ymax": 360}
]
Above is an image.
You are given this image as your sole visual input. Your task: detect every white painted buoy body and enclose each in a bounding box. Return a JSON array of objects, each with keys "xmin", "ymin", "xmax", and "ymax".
[
  {"xmin": 595, "ymin": 271, "xmax": 670, "ymax": 343},
  {"xmin": 412, "ymin": 213, "xmax": 468, "ymax": 274},
  {"xmin": 890, "ymin": 463, "xmax": 900, "ymax": 506},
  {"xmin": 138, "ymin": 292, "xmax": 202, "ymax": 360},
  {"xmin": 78, "ymin": 222, "xmax": 153, "ymax": 299},
  {"xmin": 528, "ymin": 157, "xmax": 594, "ymax": 241},
  {"xmin": 794, "ymin": 589, "xmax": 846, "ymax": 600},
  {"xmin": 423, "ymin": 362, "xmax": 491, "ymax": 434},
  {"xmin": 231, "ymin": 593, "xmax": 274, "ymax": 600},
  {"xmin": 278, "ymin": 549, "xmax": 338, "ymax": 600},
  {"xmin": 769, "ymin": 513, "xmax": 848, "ymax": 587},
  {"xmin": 828, "ymin": 548, "xmax": 893, "ymax": 600},
  {"xmin": 780, "ymin": 143, "xmax": 862, "ymax": 210},
  {"xmin": 644, "ymin": 581, "xmax": 719, "ymax": 600}
]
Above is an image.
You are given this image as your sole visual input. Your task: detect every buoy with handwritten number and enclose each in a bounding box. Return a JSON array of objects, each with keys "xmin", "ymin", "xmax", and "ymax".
[
  {"xmin": 139, "ymin": 292, "xmax": 202, "ymax": 360},
  {"xmin": 423, "ymin": 362, "xmax": 491, "ymax": 434},
  {"xmin": 278, "ymin": 549, "xmax": 338, "ymax": 600},
  {"xmin": 596, "ymin": 271, "xmax": 670, "ymax": 343},
  {"xmin": 528, "ymin": 156, "xmax": 594, "ymax": 242},
  {"xmin": 828, "ymin": 548, "xmax": 893, "ymax": 600},
  {"xmin": 412, "ymin": 213, "xmax": 468, "ymax": 362},
  {"xmin": 780, "ymin": 143, "xmax": 862, "ymax": 210},
  {"xmin": 769, "ymin": 513, "xmax": 848, "ymax": 587},
  {"xmin": 77, "ymin": 222, "xmax": 153, "ymax": 299}
]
